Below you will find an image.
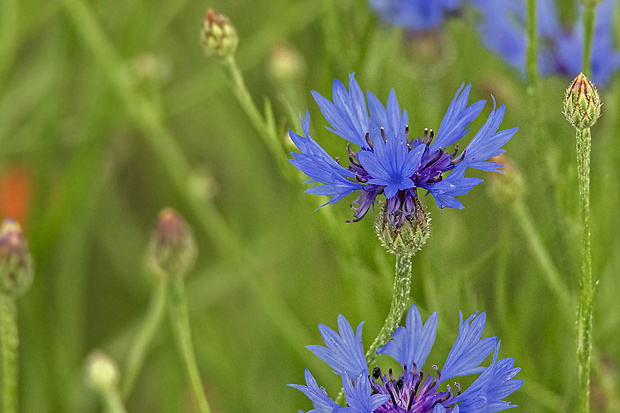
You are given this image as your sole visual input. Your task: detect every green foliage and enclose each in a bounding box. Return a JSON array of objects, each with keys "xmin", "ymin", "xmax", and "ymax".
[{"xmin": 1, "ymin": 0, "xmax": 620, "ymax": 412}]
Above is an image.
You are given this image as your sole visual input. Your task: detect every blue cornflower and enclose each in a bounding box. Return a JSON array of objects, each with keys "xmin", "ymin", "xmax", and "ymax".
[
  {"xmin": 290, "ymin": 303, "xmax": 523, "ymax": 412},
  {"xmin": 369, "ymin": 0, "xmax": 462, "ymax": 31},
  {"xmin": 472, "ymin": 0, "xmax": 620, "ymax": 85},
  {"xmin": 289, "ymin": 74, "xmax": 517, "ymax": 227}
]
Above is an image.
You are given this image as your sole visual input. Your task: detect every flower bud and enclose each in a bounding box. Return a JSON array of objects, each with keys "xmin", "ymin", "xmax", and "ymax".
[
  {"xmin": 0, "ymin": 219, "xmax": 34, "ymax": 298},
  {"xmin": 488, "ymin": 155, "xmax": 524, "ymax": 204},
  {"xmin": 374, "ymin": 200, "xmax": 430, "ymax": 255},
  {"xmin": 85, "ymin": 351, "xmax": 120, "ymax": 392},
  {"xmin": 201, "ymin": 9, "xmax": 238, "ymax": 59},
  {"xmin": 564, "ymin": 73, "xmax": 601, "ymax": 130},
  {"xmin": 148, "ymin": 208, "xmax": 197, "ymax": 279}
]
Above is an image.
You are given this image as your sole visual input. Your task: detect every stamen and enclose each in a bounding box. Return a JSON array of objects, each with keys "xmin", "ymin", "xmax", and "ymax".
[
  {"xmin": 405, "ymin": 124, "xmax": 409, "ymax": 141},
  {"xmin": 373, "ymin": 366, "xmax": 382, "ymax": 380},
  {"xmin": 450, "ymin": 150, "xmax": 467, "ymax": 166},
  {"xmin": 348, "ymin": 143, "xmax": 362, "ymax": 167},
  {"xmin": 451, "ymin": 143, "xmax": 459, "ymax": 158},
  {"xmin": 422, "ymin": 148, "xmax": 444, "ymax": 170},
  {"xmin": 396, "ymin": 379, "xmax": 404, "ymax": 391},
  {"xmin": 365, "ymin": 132, "xmax": 374, "ymax": 149},
  {"xmin": 355, "ymin": 173, "xmax": 368, "ymax": 183},
  {"xmin": 381, "ymin": 127, "xmax": 387, "ymax": 143}
]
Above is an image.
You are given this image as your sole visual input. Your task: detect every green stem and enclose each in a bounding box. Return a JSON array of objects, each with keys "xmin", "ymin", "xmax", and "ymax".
[
  {"xmin": 169, "ymin": 279, "xmax": 212, "ymax": 413},
  {"xmin": 510, "ymin": 202, "xmax": 572, "ymax": 308},
  {"xmin": 0, "ymin": 295, "xmax": 18, "ymax": 413},
  {"xmin": 365, "ymin": 253, "xmax": 413, "ymax": 367},
  {"xmin": 100, "ymin": 386, "xmax": 128, "ymax": 413},
  {"xmin": 582, "ymin": 5, "xmax": 596, "ymax": 77},
  {"xmin": 121, "ymin": 277, "xmax": 168, "ymax": 398},
  {"xmin": 576, "ymin": 127, "xmax": 593, "ymax": 413},
  {"xmin": 526, "ymin": 0, "xmax": 538, "ymax": 89},
  {"xmin": 223, "ymin": 56, "xmax": 284, "ymax": 162}
]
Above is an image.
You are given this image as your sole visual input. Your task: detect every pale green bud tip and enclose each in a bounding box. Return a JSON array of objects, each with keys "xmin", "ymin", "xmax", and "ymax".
[
  {"xmin": 269, "ymin": 43, "xmax": 306, "ymax": 82},
  {"xmin": 374, "ymin": 200, "xmax": 430, "ymax": 255},
  {"xmin": 148, "ymin": 208, "xmax": 197, "ymax": 278},
  {"xmin": 0, "ymin": 218, "xmax": 34, "ymax": 297},
  {"xmin": 489, "ymin": 154, "xmax": 524, "ymax": 204},
  {"xmin": 201, "ymin": 9, "xmax": 238, "ymax": 59},
  {"xmin": 564, "ymin": 73, "xmax": 601, "ymax": 130},
  {"xmin": 85, "ymin": 351, "xmax": 119, "ymax": 392}
]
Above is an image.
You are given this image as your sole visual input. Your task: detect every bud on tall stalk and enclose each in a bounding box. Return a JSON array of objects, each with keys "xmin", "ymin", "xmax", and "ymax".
[
  {"xmin": 0, "ymin": 219, "xmax": 33, "ymax": 298},
  {"xmin": 201, "ymin": 9, "xmax": 238, "ymax": 59},
  {"xmin": 564, "ymin": 73, "xmax": 601, "ymax": 130},
  {"xmin": 148, "ymin": 208, "xmax": 197, "ymax": 279}
]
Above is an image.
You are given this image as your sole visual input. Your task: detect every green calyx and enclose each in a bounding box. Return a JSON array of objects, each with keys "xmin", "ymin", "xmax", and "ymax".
[
  {"xmin": 201, "ymin": 9, "xmax": 238, "ymax": 59},
  {"xmin": 0, "ymin": 219, "xmax": 34, "ymax": 298},
  {"xmin": 374, "ymin": 201, "xmax": 431, "ymax": 256},
  {"xmin": 564, "ymin": 73, "xmax": 601, "ymax": 130}
]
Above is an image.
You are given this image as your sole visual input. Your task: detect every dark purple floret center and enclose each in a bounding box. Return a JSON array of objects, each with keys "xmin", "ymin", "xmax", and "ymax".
[
  {"xmin": 343, "ymin": 127, "xmax": 465, "ymax": 226},
  {"xmin": 369, "ymin": 364, "xmax": 458, "ymax": 413}
]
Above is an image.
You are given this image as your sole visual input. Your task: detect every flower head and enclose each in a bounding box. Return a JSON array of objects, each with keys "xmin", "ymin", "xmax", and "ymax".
[
  {"xmin": 0, "ymin": 218, "xmax": 34, "ymax": 298},
  {"xmin": 290, "ymin": 304, "xmax": 523, "ymax": 412},
  {"xmin": 289, "ymin": 74, "xmax": 517, "ymax": 228},
  {"xmin": 472, "ymin": 0, "xmax": 620, "ymax": 85},
  {"xmin": 369, "ymin": 0, "xmax": 463, "ymax": 32},
  {"xmin": 564, "ymin": 73, "xmax": 601, "ymax": 130}
]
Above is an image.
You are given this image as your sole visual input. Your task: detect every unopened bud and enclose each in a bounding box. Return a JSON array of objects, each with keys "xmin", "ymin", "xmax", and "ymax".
[
  {"xmin": 201, "ymin": 9, "xmax": 238, "ymax": 59},
  {"xmin": 0, "ymin": 219, "xmax": 33, "ymax": 297},
  {"xmin": 148, "ymin": 208, "xmax": 197, "ymax": 278},
  {"xmin": 85, "ymin": 351, "xmax": 119, "ymax": 392},
  {"xmin": 489, "ymin": 155, "xmax": 524, "ymax": 204},
  {"xmin": 564, "ymin": 73, "xmax": 601, "ymax": 130},
  {"xmin": 374, "ymin": 200, "xmax": 430, "ymax": 255}
]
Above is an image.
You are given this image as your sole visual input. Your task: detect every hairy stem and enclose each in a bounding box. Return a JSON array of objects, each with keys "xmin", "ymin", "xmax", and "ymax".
[
  {"xmin": 121, "ymin": 277, "xmax": 168, "ymax": 398},
  {"xmin": 526, "ymin": 0, "xmax": 538, "ymax": 89},
  {"xmin": 365, "ymin": 253, "xmax": 413, "ymax": 367},
  {"xmin": 0, "ymin": 295, "xmax": 18, "ymax": 413},
  {"xmin": 576, "ymin": 127, "xmax": 593, "ymax": 413},
  {"xmin": 169, "ymin": 279, "xmax": 212, "ymax": 413}
]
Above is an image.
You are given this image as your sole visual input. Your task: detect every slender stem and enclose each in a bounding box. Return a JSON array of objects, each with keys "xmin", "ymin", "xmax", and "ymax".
[
  {"xmin": 365, "ymin": 253, "xmax": 413, "ymax": 367},
  {"xmin": 100, "ymin": 386, "xmax": 128, "ymax": 413},
  {"xmin": 169, "ymin": 279, "xmax": 212, "ymax": 413},
  {"xmin": 0, "ymin": 295, "xmax": 18, "ymax": 413},
  {"xmin": 526, "ymin": 0, "xmax": 538, "ymax": 89},
  {"xmin": 510, "ymin": 202, "xmax": 572, "ymax": 308},
  {"xmin": 223, "ymin": 56, "xmax": 284, "ymax": 162},
  {"xmin": 121, "ymin": 277, "xmax": 168, "ymax": 398},
  {"xmin": 576, "ymin": 127, "xmax": 593, "ymax": 413},
  {"xmin": 582, "ymin": 4, "xmax": 596, "ymax": 77}
]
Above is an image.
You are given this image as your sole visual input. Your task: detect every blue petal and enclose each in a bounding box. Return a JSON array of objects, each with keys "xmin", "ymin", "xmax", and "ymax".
[
  {"xmin": 464, "ymin": 99, "xmax": 517, "ymax": 171},
  {"xmin": 454, "ymin": 342, "xmax": 524, "ymax": 413},
  {"xmin": 377, "ymin": 303, "xmax": 438, "ymax": 371},
  {"xmin": 343, "ymin": 373, "xmax": 390, "ymax": 412},
  {"xmin": 426, "ymin": 163, "xmax": 483, "ymax": 210},
  {"xmin": 307, "ymin": 314, "xmax": 368, "ymax": 379},
  {"xmin": 289, "ymin": 369, "xmax": 342, "ymax": 413},
  {"xmin": 433, "ymin": 84, "xmax": 485, "ymax": 151},
  {"xmin": 441, "ymin": 311, "xmax": 497, "ymax": 381}
]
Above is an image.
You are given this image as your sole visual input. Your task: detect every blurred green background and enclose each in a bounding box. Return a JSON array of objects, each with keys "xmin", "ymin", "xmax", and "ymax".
[{"xmin": 1, "ymin": 0, "xmax": 620, "ymax": 411}]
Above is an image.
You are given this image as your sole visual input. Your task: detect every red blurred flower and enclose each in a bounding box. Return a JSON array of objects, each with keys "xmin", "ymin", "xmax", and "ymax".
[{"xmin": 0, "ymin": 165, "xmax": 33, "ymax": 226}]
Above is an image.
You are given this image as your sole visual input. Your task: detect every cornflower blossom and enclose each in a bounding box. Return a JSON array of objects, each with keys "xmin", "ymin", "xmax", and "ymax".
[
  {"xmin": 290, "ymin": 303, "xmax": 523, "ymax": 412},
  {"xmin": 472, "ymin": 0, "xmax": 620, "ymax": 85},
  {"xmin": 288, "ymin": 74, "xmax": 517, "ymax": 228},
  {"xmin": 368, "ymin": 0, "xmax": 462, "ymax": 32}
]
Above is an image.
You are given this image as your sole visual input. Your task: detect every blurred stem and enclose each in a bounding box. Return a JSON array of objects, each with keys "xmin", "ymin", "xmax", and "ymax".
[
  {"xmin": 526, "ymin": 0, "xmax": 538, "ymax": 90},
  {"xmin": 510, "ymin": 202, "xmax": 572, "ymax": 308},
  {"xmin": 121, "ymin": 277, "xmax": 168, "ymax": 398},
  {"xmin": 222, "ymin": 56, "xmax": 284, "ymax": 163},
  {"xmin": 365, "ymin": 253, "xmax": 412, "ymax": 367},
  {"xmin": 0, "ymin": 0, "xmax": 19, "ymax": 90},
  {"xmin": 0, "ymin": 295, "xmax": 18, "ymax": 413},
  {"xmin": 576, "ymin": 127, "xmax": 593, "ymax": 413},
  {"xmin": 99, "ymin": 385, "xmax": 127, "ymax": 413},
  {"xmin": 169, "ymin": 278, "xmax": 211, "ymax": 413},
  {"xmin": 582, "ymin": 4, "xmax": 596, "ymax": 77}
]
